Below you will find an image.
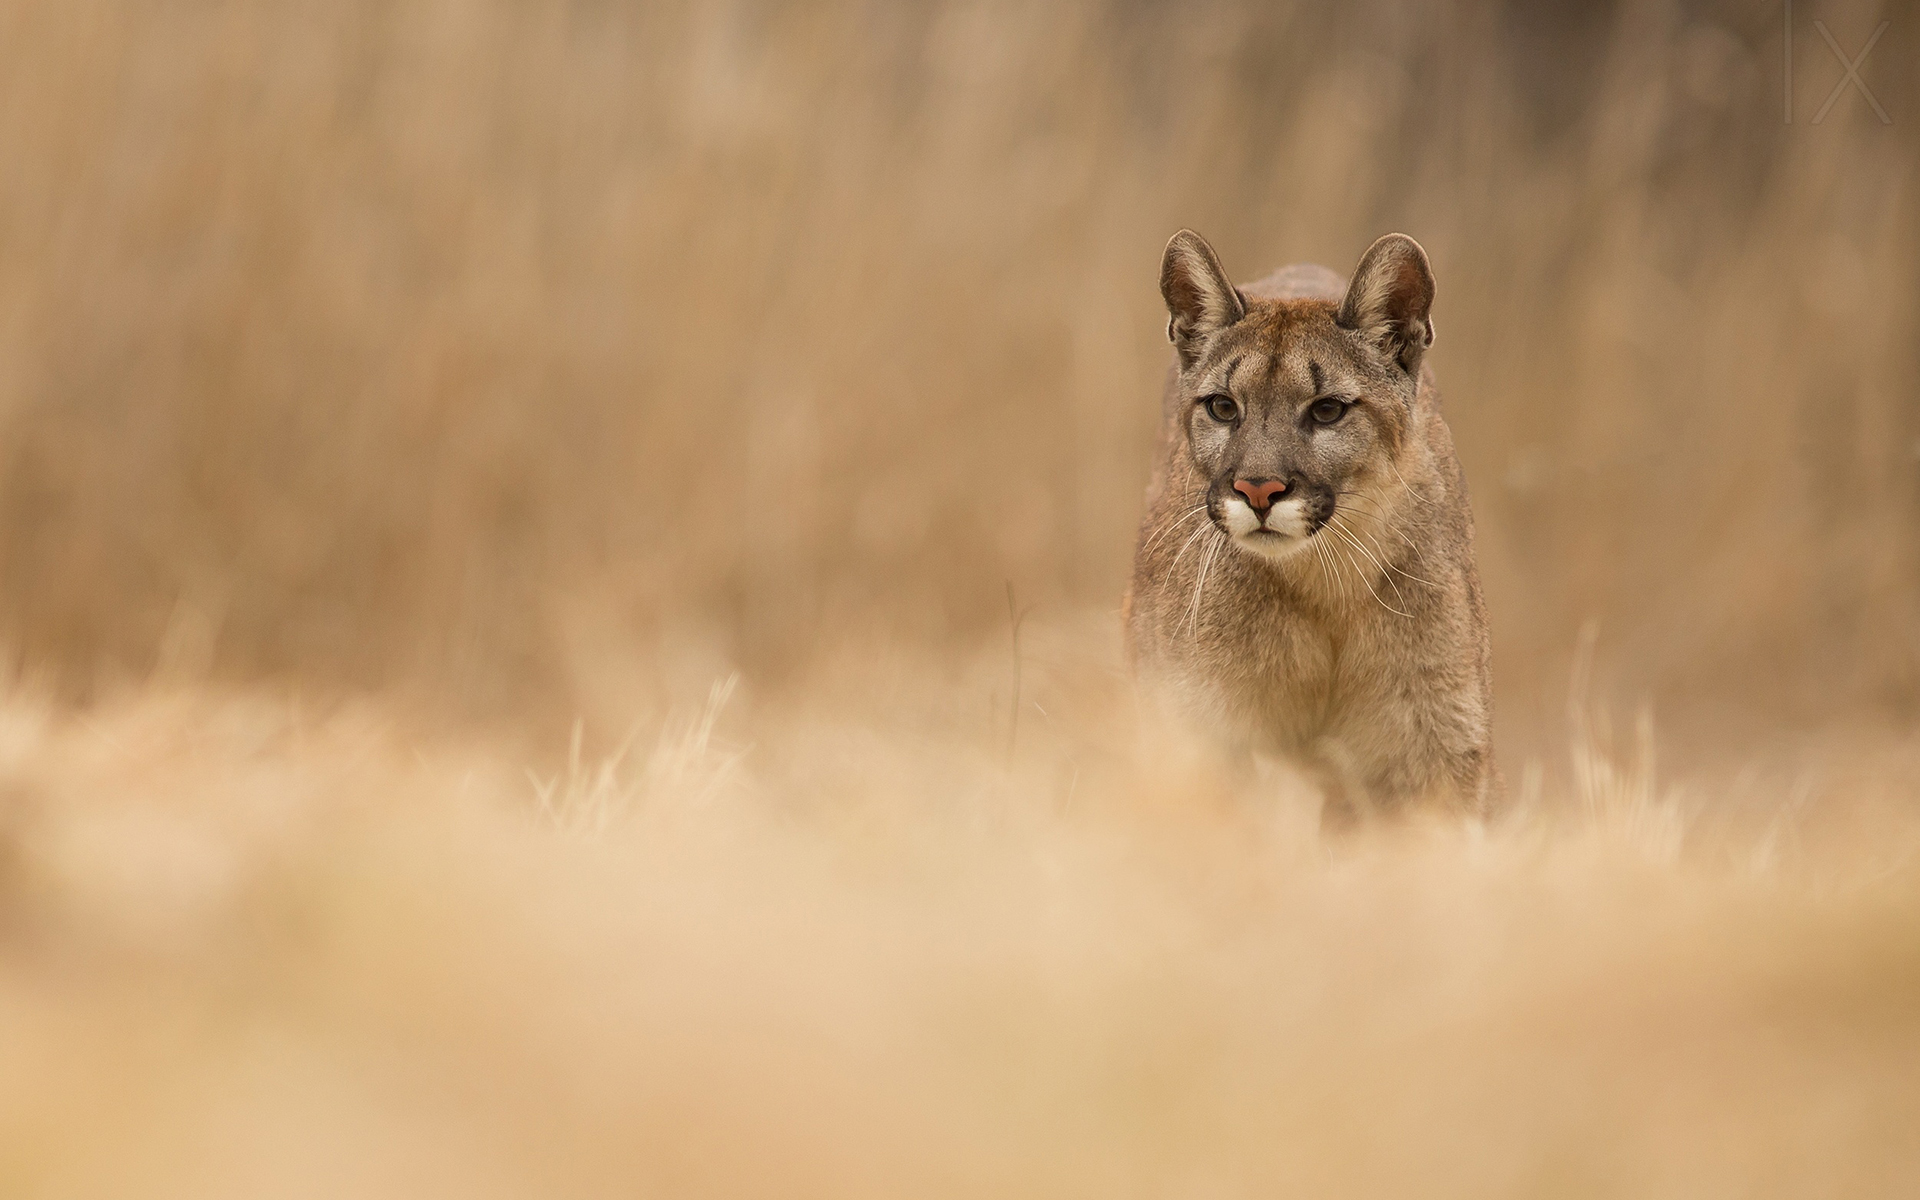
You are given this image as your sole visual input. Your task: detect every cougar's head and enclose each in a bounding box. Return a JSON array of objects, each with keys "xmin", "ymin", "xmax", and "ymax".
[{"xmin": 1160, "ymin": 229, "xmax": 1435, "ymax": 563}]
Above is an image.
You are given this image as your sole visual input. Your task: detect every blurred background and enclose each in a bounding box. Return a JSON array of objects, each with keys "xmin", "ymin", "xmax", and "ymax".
[{"xmin": 0, "ymin": 0, "xmax": 1912, "ymax": 767}]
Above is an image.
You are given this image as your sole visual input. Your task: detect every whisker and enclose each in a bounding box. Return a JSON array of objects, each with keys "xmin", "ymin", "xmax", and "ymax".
[
  {"xmin": 1332, "ymin": 509, "xmax": 1441, "ymax": 588},
  {"xmin": 1338, "ymin": 507, "xmax": 1427, "ymax": 565},
  {"xmin": 1170, "ymin": 517, "xmax": 1215, "ymax": 574},
  {"xmin": 1319, "ymin": 525, "xmax": 1353, "ymax": 602},
  {"xmin": 1312, "ymin": 532, "xmax": 1344, "ymax": 602},
  {"xmin": 1332, "ymin": 498, "xmax": 1400, "ymax": 530},
  {"xmin": 1333, "ymin": 512, "xmax": 1432, "ymax": 591},
  {"xmin": 1329, "ymin": 536, "xmax": 1373, "ymax": 612},
  {"xmin": 1142, "ymin": 504, "xmax": 1209, "ymax": 556},
  {"xmin": 1185, "ymin": 530, "xmax": 1225, "ymax": 635},
  {"xmin": 1385, "ymin": 457, "xmax": 1434, "ymax": 508},
  {"xmin": 1331, "ymin": 490, "xmax": 1411, "ymax": 537},
  {"xmin": 1325, "ymin": 520, "xmax": 1413, "ymax": 617},
  {"xmin": 1327, "ymin": 516, "xmax": 1413, "ymax": 611},
  {"xmin": 1334, "ymin": 492, "xmax": 1434, "ymax": 570},
  {"xmin": 1345, "ymin": 539, "xmax": 1412, "ymax": 618}
]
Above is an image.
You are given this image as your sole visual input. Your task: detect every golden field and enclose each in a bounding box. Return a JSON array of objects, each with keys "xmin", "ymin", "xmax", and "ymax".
[{"xmin": 0, "ymin": 1, "xmax": 1916, "ymax": 1195}]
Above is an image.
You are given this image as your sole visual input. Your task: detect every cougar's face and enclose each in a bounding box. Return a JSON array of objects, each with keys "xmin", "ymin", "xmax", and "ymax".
[
  {"xmin": 1158, "ymin": 229, "xmax": 1435, "ymax": 566},
  {"xmin": 1182, "ymin": 309, "xmax": 1411, "ymax": 563}
]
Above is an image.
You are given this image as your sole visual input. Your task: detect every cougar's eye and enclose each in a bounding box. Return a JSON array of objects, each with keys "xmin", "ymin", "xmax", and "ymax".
[
  {"xmin": 1309, "ymin": 398, "xmax": 1348, "ymax": 425},
  {"xmin": 1203, "ymin": 394, "xmax": 1240, "ymax": 423}
]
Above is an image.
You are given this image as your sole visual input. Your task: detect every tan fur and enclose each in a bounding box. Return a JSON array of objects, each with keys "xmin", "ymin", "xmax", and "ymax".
[{"xmin": 1126, "ymin": 232, "xmax": 1497, "ymax": 816}]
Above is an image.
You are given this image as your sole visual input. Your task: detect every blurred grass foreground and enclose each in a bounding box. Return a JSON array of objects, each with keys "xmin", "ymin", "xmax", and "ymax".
[{"xmin": 0, "ymin": 1, "xmax": 1918, "ymax": 1196}]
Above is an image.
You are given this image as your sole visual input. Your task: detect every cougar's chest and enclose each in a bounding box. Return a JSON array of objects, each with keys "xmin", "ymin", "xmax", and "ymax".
[{"xmin": 1228, "ymin": 606, "xmax": 1348, "ymax": 754}]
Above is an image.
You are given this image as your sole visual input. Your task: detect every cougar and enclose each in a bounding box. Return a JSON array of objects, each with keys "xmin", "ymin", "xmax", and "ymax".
[{"xmin": 1124, "ymin": 230, "xmax": 1496, "ymax": 815}]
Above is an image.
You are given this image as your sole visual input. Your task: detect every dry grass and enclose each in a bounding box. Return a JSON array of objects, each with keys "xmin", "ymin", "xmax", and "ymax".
[
  {"xmin": 3, "ymin": 665, "xmax": 1919, "ymax": 1198},
  {"xmin": 0, "ymin": 0, "xmax": 1917, "ymax": 1194}
]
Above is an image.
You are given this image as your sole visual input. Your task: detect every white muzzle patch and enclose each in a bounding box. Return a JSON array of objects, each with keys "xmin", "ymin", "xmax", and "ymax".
[{"xmin": 1221, "ymin": 494, "xmax": 1314, "ymax": 560}]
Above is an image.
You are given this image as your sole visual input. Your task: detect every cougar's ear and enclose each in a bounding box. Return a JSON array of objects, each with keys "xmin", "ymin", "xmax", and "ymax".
[
  {"xmin": 1161, "ymin": 229, "xmax": 1246, "ymax": 368},
  {"xmin": 1337, "ymin": 233, "xmax": 1435, "ymax": 375}
]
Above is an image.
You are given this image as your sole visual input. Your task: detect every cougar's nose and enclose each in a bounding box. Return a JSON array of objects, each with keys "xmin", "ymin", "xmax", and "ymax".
[{"xmin": 1232, "ymin": 478, "xmax": 1289, "ymax": 513}]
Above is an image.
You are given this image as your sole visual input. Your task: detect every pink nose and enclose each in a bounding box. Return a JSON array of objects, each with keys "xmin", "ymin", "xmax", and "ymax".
[{"xmin": 1232, "ymin": 478, "xmax": 1289, "ymax": 512}]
